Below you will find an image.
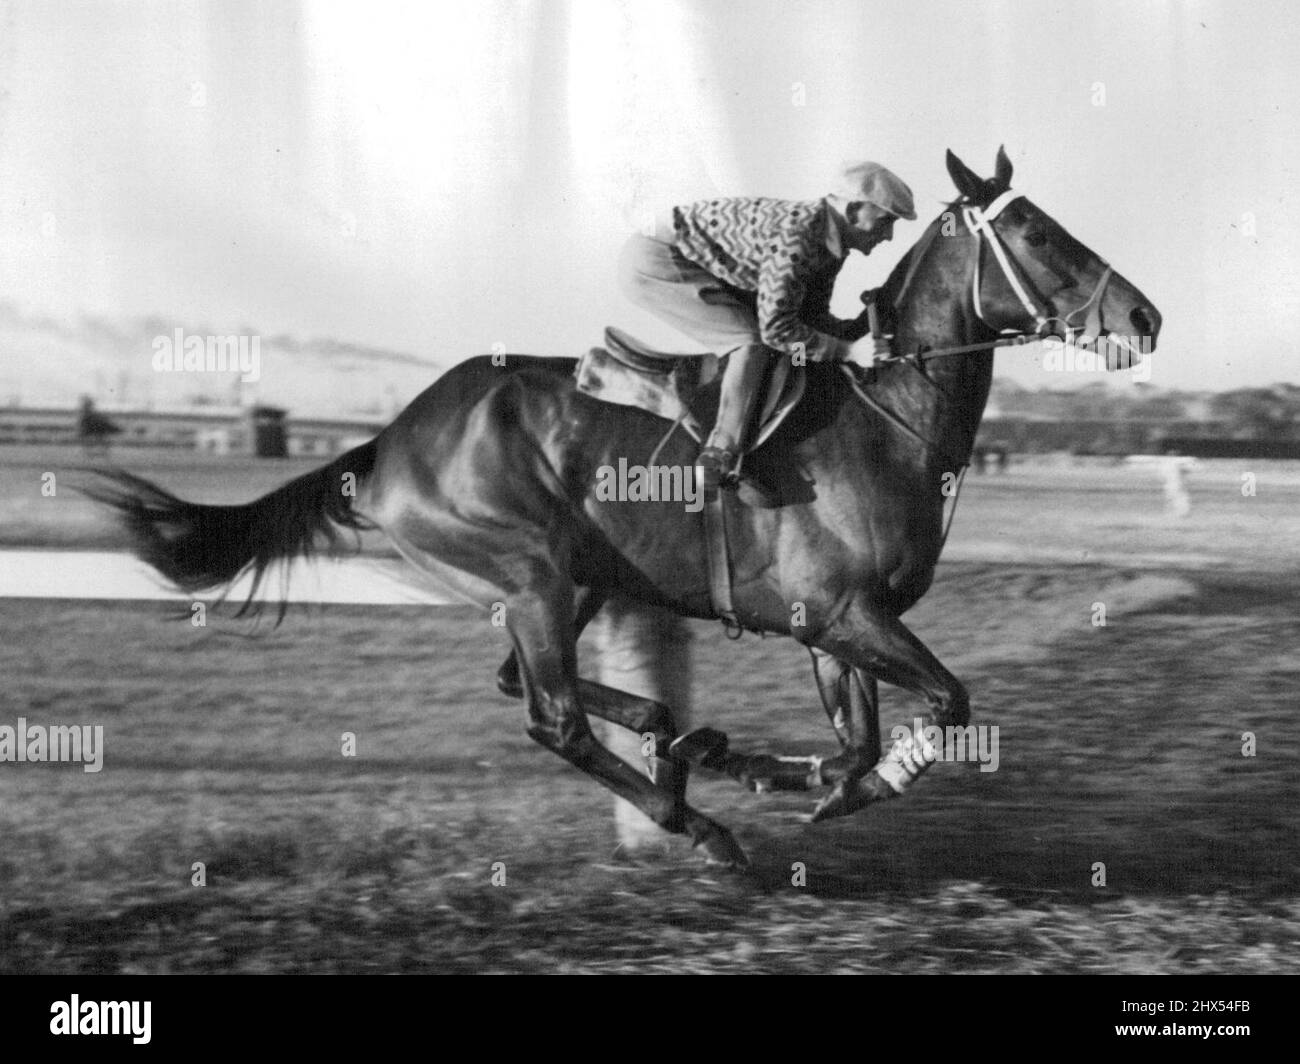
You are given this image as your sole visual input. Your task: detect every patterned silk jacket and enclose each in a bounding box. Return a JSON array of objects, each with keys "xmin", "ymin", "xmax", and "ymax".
[{"xmin": 666, "ymin": 196, "xmax": 860, "ymax": 361}]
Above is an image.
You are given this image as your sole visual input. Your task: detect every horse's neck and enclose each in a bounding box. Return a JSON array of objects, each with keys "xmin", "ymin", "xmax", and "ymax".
[{"xmin": 877, "ymin": 236, "xmax": 995, "ymax": 466}]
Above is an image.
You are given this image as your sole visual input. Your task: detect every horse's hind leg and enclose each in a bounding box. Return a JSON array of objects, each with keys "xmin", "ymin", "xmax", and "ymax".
[
  {"xmin": 507, "ymin": 586, "xmax": 748, "ymax": 867},
  {"xmin": 497, "ymin": 588, "xmax": 683, "ymax": 755},
  {"xmin": 498, "ymin": 589, "xmax": 691, "ymax": 815},
  {"xmin": 496, "ymin": 587, "xmax": 606, "ymax": 699}
]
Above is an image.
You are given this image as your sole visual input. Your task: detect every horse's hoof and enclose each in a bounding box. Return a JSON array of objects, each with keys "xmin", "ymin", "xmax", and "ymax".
[
  {"xmin": 810, "ymin": 781, "xmax": 852, "ymax": 823},
  {"xmin": 739, "ymin": 755, "xmax": 820, "ymax": 793},
  {"xmin": 670, "ymin": 727, "xmax": 729, "ymax": 768},
  {"xmin": 809, "ymin": 773, "xmax": 893, "ymax": 822}
]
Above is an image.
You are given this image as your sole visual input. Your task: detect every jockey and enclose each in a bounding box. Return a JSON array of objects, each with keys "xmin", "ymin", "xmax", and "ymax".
[{"xmin": 617, "ymin": 161, "xmax": 916, "ymax": 490}]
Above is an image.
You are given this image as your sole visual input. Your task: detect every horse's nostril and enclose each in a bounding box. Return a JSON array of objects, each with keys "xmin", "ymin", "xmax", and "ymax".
[{"xmin": 1131, "ymin": 307, "xmax": 1154, "ymax": 335}]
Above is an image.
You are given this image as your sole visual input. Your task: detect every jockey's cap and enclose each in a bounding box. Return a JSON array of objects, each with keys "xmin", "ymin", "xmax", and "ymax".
[{"xmin": 837, "ymin": 162, "xmax": 916, "ymax": 221}]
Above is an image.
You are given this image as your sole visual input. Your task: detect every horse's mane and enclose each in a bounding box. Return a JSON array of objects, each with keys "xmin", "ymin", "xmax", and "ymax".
[{"xmin": 876, "ymin": 197, "xmax": 967, "ymax": 314}]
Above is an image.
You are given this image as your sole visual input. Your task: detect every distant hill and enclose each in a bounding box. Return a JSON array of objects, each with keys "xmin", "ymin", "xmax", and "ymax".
[{"xmin": 0, "ymin": 299, "xmax": 450, "ymax": 419}]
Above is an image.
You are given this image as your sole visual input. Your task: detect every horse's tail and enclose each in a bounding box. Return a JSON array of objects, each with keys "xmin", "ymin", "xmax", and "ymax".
[{"xmin": 83, "ymin": 439, "xmax": 380, "ymax": 620}]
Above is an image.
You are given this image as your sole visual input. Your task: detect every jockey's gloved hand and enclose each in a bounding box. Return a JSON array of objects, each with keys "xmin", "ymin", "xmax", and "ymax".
[{"xmin": 843, "ymin": 336, "xmax": 880, "ymax": 365}]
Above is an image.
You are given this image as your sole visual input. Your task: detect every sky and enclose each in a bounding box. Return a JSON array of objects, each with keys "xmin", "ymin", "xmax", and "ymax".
[{"xmin": 0, "ymin": 0, "xmax": 1297, "ymax": 415}]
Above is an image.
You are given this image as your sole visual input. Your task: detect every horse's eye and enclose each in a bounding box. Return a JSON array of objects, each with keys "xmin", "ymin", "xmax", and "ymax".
[{"xmin": 1025, "ymin": 229, "xmax": 1048, "ymax": 247}]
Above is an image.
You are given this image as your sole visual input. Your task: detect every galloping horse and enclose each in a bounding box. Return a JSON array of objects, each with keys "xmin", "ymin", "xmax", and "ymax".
[{"xmin": 89, "ymin": 149, "xmax": 1161, "ymax": 867}]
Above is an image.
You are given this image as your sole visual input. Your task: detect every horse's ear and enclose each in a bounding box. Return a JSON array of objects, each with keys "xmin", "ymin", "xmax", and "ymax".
[
  {"xmin": 993, "ymin": 145, "xmax": 1013, "ymax": 190},
  {"xmin": 946, "ymin": 149, "xmax": 984, "ymax": 201}
]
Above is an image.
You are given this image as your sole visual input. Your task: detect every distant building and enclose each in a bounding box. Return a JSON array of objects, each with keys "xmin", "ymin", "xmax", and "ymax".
[
  {"xmin": 0, "ymin": 404, "xmax": 383, "ymax": 456},
  {"xmin": 978, "ymin": 415, "xmax": 1239, "ymax": 455}
]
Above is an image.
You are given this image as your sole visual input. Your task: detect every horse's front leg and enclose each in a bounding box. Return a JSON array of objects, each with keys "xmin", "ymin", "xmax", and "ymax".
[
  {"xmin": 668, "ymin": 647, "xmax": 883, "ymax": 795},
  {"xmin": 806, "ymin": 598, "xmax": 969, "ymax": 822},
  {"xmin": 807, "ymin": 647, "xmax": 882, "ymax": 784},
  {"xmin": 669, "ymin": 728, "xmax": 825, "ymax": 794}
]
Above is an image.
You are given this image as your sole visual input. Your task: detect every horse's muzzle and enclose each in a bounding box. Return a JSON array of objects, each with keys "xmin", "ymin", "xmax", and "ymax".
[{"xmin": 1129, "ymin": 305, "xmax": 1161, "ymax": 346}]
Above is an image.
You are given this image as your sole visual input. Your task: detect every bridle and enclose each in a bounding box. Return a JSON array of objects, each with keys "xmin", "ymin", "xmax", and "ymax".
[
  {"xmin": 841, "ymin": 187, "xmax": 1125, "ymax": 546},
  {"xmin": 862, "ymin": 188, "xmax": 1121, "ymax": 369},
  {"xmin": 960, "ymin": 188, "xmax": 1115, "ymax": 348}
]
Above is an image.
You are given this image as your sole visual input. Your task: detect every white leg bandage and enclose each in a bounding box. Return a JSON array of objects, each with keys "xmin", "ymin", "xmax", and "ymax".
[{"xmin": 873, "ymin": 733, "xmax": 939, "ymax": 795}]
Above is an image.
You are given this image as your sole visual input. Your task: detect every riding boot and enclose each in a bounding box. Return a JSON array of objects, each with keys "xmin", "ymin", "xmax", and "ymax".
[{"xmin": 697, "ymin": 343, "xmax": 772, "ymax": 490}]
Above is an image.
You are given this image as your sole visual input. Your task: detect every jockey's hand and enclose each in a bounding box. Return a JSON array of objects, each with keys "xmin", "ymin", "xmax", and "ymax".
[{"xmin": 843, "ymin": 336, "xmax": 880, "ymax": 366}]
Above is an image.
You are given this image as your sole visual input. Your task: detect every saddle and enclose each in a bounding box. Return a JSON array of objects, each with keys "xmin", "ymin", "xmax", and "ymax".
[
  {"xmin": 574, "ymin": 327, "xmax": 805, "ymax": 451},
  {"xmin": 575, "ymin": 327, "xmax": 805, "ymax": 632}
]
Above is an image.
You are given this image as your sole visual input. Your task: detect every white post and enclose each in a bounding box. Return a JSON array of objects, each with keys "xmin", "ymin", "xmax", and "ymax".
[
  {"xmin": 1160, "ymin": 455, "xmax": 1194, "ymax": 518},
  {"xmin": 1126, "ymin": 454, "xmax": 1196, "ymax": 518},
  {"xmin": 588, "ymin": 598, "xmax": 693, "ymax": 852}
]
